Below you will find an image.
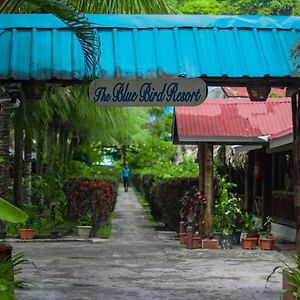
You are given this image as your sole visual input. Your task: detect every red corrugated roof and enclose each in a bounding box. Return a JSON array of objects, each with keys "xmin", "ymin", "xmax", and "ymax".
[
  {"xmin": 223, "ymin": 87, "xmax": 286, "ymax": 98},
  {"xmin": 174, "ymin": 98, "xmax": 292, "ymax": 144}
]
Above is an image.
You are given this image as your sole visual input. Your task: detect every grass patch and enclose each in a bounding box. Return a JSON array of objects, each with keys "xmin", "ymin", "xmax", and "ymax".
[{"xmin": 96, "ymin": 212, "xmax": 115, "ymax": 239}]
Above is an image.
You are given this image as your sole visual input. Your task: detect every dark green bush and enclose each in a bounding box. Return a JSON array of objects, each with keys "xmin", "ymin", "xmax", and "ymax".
[{"xmin": 132, "ymin": 174, "xmax": 198, "ymax": 231}]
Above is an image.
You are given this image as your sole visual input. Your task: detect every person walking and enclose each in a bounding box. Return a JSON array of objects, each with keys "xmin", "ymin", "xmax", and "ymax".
[{"xmin": 121, "ymin": 163, "xmax": 131, "ymax": 192}]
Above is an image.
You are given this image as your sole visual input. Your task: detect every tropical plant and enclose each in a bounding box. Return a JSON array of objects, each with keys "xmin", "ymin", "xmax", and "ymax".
[
  {"xmin": 78, "ymin": 215, "xmax": 92, "ymax": 226},
  {"xmin": 241, "ymin": 212, "xmax": 261, "ymax": 235},
  {"xmin": 260, "ymin": 216, "xmax": 273, "ymax": 239},
  {"xmin": 214, "ymin": 175, "xmax": 242, "ymax": 234},
  {"xmin": 0, "ymin": 252, "xmax": 29, "ymax": 300},
  {"xmin": 267, "ymin": 255, "xmax": 300, "ymax": 299},
  {"xmin": 0, "ymin": 0, "xmax": 99, "ymax": 77},
  {"xmin": 0, "ymin": 198, "xmax": 27, "ymax": 224}
]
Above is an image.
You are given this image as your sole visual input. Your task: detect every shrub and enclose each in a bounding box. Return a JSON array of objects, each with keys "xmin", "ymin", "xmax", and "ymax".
[
  {"xmin": 132, "ymin": 174, "xmax": 198, "ymax": 231},
  {"xmin": 63, "ymin": 178, "xmax": 117, "ymax": 236}
]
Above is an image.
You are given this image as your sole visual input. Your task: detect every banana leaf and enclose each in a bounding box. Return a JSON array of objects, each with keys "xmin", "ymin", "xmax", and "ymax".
[{"xmin": 0, "ymin": 198, "xmax": 27, "ymax": 223}]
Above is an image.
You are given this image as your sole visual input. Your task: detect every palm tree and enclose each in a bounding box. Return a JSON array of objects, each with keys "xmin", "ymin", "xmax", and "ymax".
[{"xmin": 0, "ymin": 0, "xmax": 99, "ymax": 77}]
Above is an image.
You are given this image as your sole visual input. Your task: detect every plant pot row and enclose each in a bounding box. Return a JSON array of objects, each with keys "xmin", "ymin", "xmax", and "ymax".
[
  {"xmin": 178, "ymin": 233, "xmax": 275, "ymax": 251},
  {"xmin": 242, "ymin": 237, "xmax": 275, "ymax": 250},
  {"xmin": 178, "ymin": 233, "xmax": 219, "ymax": 249}
]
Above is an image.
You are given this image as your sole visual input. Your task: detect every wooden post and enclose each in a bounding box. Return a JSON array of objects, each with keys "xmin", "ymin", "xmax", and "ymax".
[
  {"xmin": 198, "ymin": 143, "xmax": 205, "ymax": 193},
  {"xmin": 262, "ymin": 149, "xmax": 272, "ymax": 222},
  {"xmin": 204, "ymin": 143, "xmax": 214, "ymax": 235},
  {"xmin": 292, "ymin": 92, "xmax": 300, "ymax": 254}
]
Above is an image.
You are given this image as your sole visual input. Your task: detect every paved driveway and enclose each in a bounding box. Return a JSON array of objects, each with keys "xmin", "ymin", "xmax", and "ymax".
[{"xmin": 11, "ymin": 187, "xmax": 289, "ymax": 300}]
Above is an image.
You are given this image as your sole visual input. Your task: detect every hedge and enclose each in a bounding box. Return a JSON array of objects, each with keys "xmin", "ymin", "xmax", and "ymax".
[
  {"xmin": 63, "ymin": 177, "xmax": 117, "ymax": 236},
  {"xmin": 132, "ymin": 174, "xmax": 198, "ymax": 231}
]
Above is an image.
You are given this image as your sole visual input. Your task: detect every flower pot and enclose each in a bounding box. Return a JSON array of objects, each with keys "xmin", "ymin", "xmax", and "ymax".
[
  {"xmin": 221, "ymin": 235, "xmax": 233, "ymax": 249},
  {"xmin": 260, "ymin": 238, "xmax": 275, "ymax": 251},
  {"xmin": 247, "ymin": 233, "xmax": 259, "ymax": 245},
  {"xmin": 179, "ymin": 233, "xmax": 187, "ymax": 245},
  {"xmin": 242, "ymin": 237, "xmax": 257, "ymax": 250},
  {"xmin": 19, "ymin": 228, "xmax": 34, "ymax": 240},
  {"xmin": 192, "ymin": 236, "xmax": 203, "ymax": 249},
  {"xmin": 202, "ymin": 239, "xmax": 219, "ymax": 249},
  {"xmin": 77, "ymin": 226, "xmax": 92, "ymax": 239}
]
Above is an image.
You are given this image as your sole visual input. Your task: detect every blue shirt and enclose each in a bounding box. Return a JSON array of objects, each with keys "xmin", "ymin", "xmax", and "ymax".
[{"xmin": 121, "ymin": 167, "xmax": 131, "ymax": 178}]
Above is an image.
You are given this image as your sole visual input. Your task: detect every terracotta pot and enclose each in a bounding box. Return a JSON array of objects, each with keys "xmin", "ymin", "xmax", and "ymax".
[
  {"xmin": 19, "ymin": 228, "xmax": 34, "ymax": 240},
  {"xmin": 202, "ymin": 239, "xmax": 219, "ymax": 249},
  {"xmin": 242, "ymin": 237, "xmax": 257, "ymax": 250},
  {"xmin": 192, "ymin": 236, "xmax": 203, "ymax": 249},
  {"xmin": 260, "ymin": 238, "xmax": 275, "ymax": 251},
  {"xmin": 247, "ymin": 234, "xmax": 259, "ymax": 245},
  {"xmin": 179, "ymin": 233, "xmax": 186, "ymax": 245}
]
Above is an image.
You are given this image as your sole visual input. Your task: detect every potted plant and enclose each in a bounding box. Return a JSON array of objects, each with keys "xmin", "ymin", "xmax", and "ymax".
[
  {"xmin": 202, "ymin": 231, "xmax": 219, "ymax": 249},
  {"xmin": 267, "ymin": 255, "xmax": 300, "ymax": 300},
  {"xmin": 260, "ymin": 216, "xmax": 275, "ymax": 250},
  {"xmin": 241, "ymin": 212, "xmax": 261, "ymax": 249},
  {"xmin": 221, "ymin": 227, "xmax": 233, "ymax": 249},
  {"xmin": 77, "ymin": 215, "xmax": 92, "ymax": 239},
  {"xmin": 192, "ymin": 231, "xmax": 203, "ymax": 249},
  {"xmin": 19, "ymin": 203, "xmax": 38, "ymax": 240}
]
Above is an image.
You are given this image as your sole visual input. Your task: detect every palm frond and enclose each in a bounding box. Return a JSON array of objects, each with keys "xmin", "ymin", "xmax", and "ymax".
[
  {"xmin": 0, "ymin": 0, "xmax": 100, "ymax": 77},
  {"xmin": 71, "ymin": 0, "xmax": 178, "ymax": 14}
]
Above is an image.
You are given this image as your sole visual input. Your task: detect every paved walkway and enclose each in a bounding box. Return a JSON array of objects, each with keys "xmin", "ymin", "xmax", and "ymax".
[{"xmin": 12, "ymin": 187, "xmax": 290, "ymax": 300}]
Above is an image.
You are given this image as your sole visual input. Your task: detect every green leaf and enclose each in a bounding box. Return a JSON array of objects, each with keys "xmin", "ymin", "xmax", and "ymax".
[{"xmin": 0, "ymin": 198, "xmax": 28, "ymax": 223}]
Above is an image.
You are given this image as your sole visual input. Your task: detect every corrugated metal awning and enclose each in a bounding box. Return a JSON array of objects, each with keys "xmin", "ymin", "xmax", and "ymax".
[
  {"xmin": 173, "ymin": 98, "xmax": 292, "ymax": 145},
  {"xmin": 1, "ymin": 14, "xmax": 300, "ymax": 86}
]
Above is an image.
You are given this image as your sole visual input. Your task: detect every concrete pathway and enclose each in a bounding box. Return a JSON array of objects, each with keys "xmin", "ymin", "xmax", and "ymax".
[{"xmin": 12, "ymin": 186, "xmax": 290, "ymax": 300}]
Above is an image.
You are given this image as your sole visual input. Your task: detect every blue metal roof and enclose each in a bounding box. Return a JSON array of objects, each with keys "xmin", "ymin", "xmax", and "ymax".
[{"xmin": 1, "ymin": 14, "xmax": 300, "ymax": 85}]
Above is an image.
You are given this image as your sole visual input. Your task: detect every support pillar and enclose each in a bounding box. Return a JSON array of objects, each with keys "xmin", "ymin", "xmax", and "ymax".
[
  {"xmin": 204, "ymin": 143, "xmax": 214, "ymax": 235},
  {"xmin": 292, "ymin": 92, "xmax": 300, "ymax": 254}
]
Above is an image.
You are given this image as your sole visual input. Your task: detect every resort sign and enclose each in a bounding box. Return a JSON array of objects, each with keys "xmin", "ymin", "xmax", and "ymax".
[{"xmin": 89, "ymin": 78, "xmax": 207, "ymax": 106}]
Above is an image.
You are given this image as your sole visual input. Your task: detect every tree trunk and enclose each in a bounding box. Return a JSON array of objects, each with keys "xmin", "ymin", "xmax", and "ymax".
[
  {"xmin": 23, "ymin": 131, "xmax": 32, "ymax": 203},
  {"xmin": 0, "ymin": 107, "xmax": 11, "ymax": 198},
  {"xmin": 36, "ymin": 129, "xmax": 45, "ymax": 175},
  {"xmin": 14, "ymin": 126, "xmax": 23, "ymax": 207},
  {"xmin": 204, "ymin": 143, "xmax": 214, "ymax": 235}
]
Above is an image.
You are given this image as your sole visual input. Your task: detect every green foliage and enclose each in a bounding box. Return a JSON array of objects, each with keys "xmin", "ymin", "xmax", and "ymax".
[
  {"xmin": 96, "ymin": 212, "xmax": 115, "ymax": 239},
  {"xmin": 0, "ymin": 198, "xmax": 27, "ymax": 224},
  {"xmin": 179, "ymin": 0, "xmax": 221, "ymax": 14},
  {"xmin": 21, "ymin": 203, "xmax": 38, "ymax": 228},
  {"xmin": 130, "ymin": 137, "xmax": 198, "ymax": 179},
  {"xmin": 78, "ymin": 215, "xmax": 92, "ymax": 226},
  {"xmin": 214, "ymin": 175, "xmax": 243, "ymax": 233},
  {"xmin": 0, "ymin": 252, "xmax": 29, "ymax": 299},
  {"xmin": 241, "ymin": 212, "xmax": 261, "ymax": 234},
  {"xmin": 267, "ymin": 255, "xmax": 300, "ymax": 298},
  {"xmin": 220, "ymin": 0, "xmax": 298, "ymax": 15}
]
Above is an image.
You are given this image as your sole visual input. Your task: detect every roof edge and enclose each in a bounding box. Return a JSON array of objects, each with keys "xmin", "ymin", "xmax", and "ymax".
[{"xmin": 1, "ymin": 14, "xmax": 300, "ymax": 30}]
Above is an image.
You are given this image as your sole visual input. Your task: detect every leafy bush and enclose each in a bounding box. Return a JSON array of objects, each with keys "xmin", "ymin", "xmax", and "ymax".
[
  {"xmin": 132, "ymin": 174, "xmax": 198, "ymax": 231},
  {"xmin": 63, "ymin": 178, "xmax": 117, "ymax": 236}
]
